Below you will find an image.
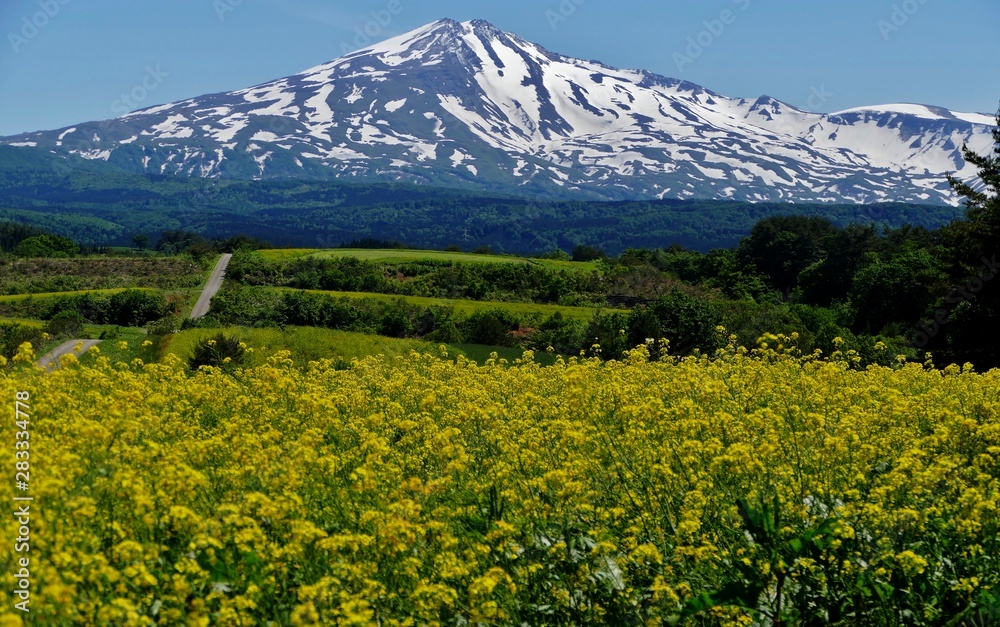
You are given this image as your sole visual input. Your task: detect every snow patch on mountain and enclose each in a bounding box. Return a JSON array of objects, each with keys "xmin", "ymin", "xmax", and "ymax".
[{"xmin": 1, "ymin": 18, "xmax": 993, "ymax": 205}]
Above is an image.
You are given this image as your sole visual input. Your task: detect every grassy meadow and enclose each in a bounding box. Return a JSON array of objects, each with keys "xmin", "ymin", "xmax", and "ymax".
[
  {"xmin": 259, "ymin": 248, "xmax": 601, "ymax": 273},
  {"xmin": 270, "ymin": 288, "xmax": 622, "ymax": 322},
  {"xmin": 0, "ymin": 288, "xmax": 159, "ymax": 304}
]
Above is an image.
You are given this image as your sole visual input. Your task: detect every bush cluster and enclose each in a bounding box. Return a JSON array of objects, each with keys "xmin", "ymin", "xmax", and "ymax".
[
  {"xmin": 226, "ymin": 251, "xmax": 606, "ymax": 306},
  {"xmin": 0, "ymin": 322, "xmax": 43, "ymax": 360},
  {"xmin": 29, "ymin": 289, "xmax": 169, "ymax": 327}
]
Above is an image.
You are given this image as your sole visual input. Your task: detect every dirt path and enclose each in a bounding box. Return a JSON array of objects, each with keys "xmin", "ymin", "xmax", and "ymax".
[
  {"xmin": 189, "ymin": 253, "xmax": 232, "ymax": 319},
  {"xmin": 36, "ymin": 339, "xmax": 102, "ymax": 371}
]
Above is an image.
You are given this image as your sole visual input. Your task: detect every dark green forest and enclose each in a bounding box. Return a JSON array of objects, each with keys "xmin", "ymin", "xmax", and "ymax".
[{"xmin": 0, "ymin": 145, "xmax": 961, "ymax": 254}]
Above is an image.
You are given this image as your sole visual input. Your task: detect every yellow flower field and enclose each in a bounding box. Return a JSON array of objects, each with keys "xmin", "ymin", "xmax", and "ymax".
[{"xmin": 1, "ymin": 338, "xmax": 998, "ymax": 625}]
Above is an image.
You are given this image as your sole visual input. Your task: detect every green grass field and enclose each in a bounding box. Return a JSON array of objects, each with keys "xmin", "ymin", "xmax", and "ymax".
[
  {"xmin": 269, "ymin": 287, "xmax": 622, "ymax": 321},
  {"xmin": 0, "ymin": 317, "xmax": 44, "ymax": 328},
  {"xmin": 0, "ymin": 288, "xmax": 158, "ymax": 303},
  {"xmin": 2, "ymin": 251, "xmax": 594, "ymax": 369},
  {"xmin": 258, "ymin": 248, "xmax": 601, "ymax": 273}
]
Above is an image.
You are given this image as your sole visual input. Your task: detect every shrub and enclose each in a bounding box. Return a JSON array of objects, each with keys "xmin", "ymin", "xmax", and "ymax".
[
  {"xmin": 426, "ymin": 320, "xmax": 462, "ymax": 344},
  {"xmin": 648, "ymin": 290, "xmax": 723, "ymax": 355},
  {"xmin": 45, "ymin": 310, "xmax": 84, "ymax": 339},
  {"xmin": 226, "ymin": 250, "xmax": 283, "ymax": 286},
  {"xmin": 539, "ymin": 249, "xmax": 571, "ymax": 261},
  {"xmin": 42, "ymin": 290, "xmax": 167, "ymax": 327},
  {"xmin": 99, "ymin": 326, "xmax": 121, "ymax": 340},
  {"xmin": 13, "ymin": 234, "xmax": 79, "ymax": 258},
  {"xmin": 209, "ymin": 287, "xmax": 284, "ymax": 327},
  {"xmin": 379, "ymin": 301, "xmax": 415, "ymax": 338},
  {"xmin": 155, "ymin": 230, "xmax": 210, "ymax": 256},
  {"xmin": 188, "ymin": 333, "xmax": 246, "ymax": 373},
  {"xmin": 626, "ymin": 307, "xmax": 663, "ymax": 357},
  {"xmin": 108, "ymin": 290, "xmax": 168, "ymax": 327},
  {"xmin": 584, "ymin": 311, "xmax": 630, "ymax": 360},
  {"xmin": 147, "ymin": 316, "xmax": 181, "ymax": 337},
  {"xmin": 461, "ymin": 310, "xmax": 521, "ymax": 346},
  {"xmin": 415, "ymin": 306, "xmax": 457, "ymax": 338},
  {"xmin": 531, "ymin": 312, "xmax": 585, "ymax": 356},
  {"xmin": 0, "ymin": 323, "xmax": 43, "ymax": 360},
  {"xmin": 215, "ymin": 235, "xmax": 272, "ymax": 253}
]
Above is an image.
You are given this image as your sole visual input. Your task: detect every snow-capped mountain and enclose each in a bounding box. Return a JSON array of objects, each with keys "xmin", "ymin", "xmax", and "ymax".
[{"xmin": 3, "ymin": 19, "xmax": 994, "ymax": 205}]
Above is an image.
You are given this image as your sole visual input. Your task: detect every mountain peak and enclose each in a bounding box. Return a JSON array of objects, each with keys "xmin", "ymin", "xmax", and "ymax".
[
  {"xmin": 425, "ymin": 17, "xmax": 463, "ymax": 34},
  {"xmin": 751, "ymin": 95, "xmax": 792, "ymax": 110},
  {"xmin": 0, "ymin": 19, "xmax": 991, "ymax": 207},
  {"xmin": 465, "ymin": 18, "xmax": 497, "ymax": 28},
  {"xmin": 832, "ymin": 103, "xmax": 996, "ymax": 126},
  {"xmin": 464, "ymin": 19, "xmax": 506, "ymax": 36}
]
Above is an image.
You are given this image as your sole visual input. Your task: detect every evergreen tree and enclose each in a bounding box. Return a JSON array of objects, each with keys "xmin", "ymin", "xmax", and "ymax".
[
  {"xmin": 737, "ymin": 216, "xmax": 837, "ymax": 298},
  {"xmin": 936, "ymin": 106, "xmax": 1000, "ymax": 368},
  {"xmin": 947, "ymin": 107, "xmax": 1000, "ymax": 235}
]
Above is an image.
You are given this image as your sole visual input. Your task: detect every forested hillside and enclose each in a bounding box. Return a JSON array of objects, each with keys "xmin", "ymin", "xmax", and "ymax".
[{"xmin": 0, "ymin": 146, "xmax": 959, "ymax": 253}]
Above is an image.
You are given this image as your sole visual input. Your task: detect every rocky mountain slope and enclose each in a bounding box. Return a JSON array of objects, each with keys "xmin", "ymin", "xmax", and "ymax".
[{"xmin": 2, "ymin": 19, "xmax": 993, "ymax": 205}]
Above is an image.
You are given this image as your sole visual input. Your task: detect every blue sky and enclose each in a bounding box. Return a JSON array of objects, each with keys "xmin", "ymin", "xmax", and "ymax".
[{"xmin": 1, "ymin": 0, "xmax": 997, "ymax": 136}]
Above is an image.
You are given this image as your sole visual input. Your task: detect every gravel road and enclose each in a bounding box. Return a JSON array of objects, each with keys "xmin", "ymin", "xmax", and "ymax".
[
  {"xmin": 36, "ymin": 339, "xmax": 102, "ymax": 370},
  {"xmin": 190, "ymin": 253, "xmax": 232, "ymax": 319}
]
